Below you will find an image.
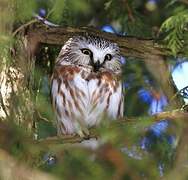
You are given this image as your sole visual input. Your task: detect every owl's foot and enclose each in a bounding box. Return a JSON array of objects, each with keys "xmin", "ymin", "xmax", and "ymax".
[
  {"xmin": 77, "ymin": 127, "xmax": 90, "ymax": 140},
  {"xmin": 74, "ymin": 121, "xmax": 90, "ymax": 140},
  {"xmin": 82, "ymin": 128, "xmax": 90, "ymax": 140}
]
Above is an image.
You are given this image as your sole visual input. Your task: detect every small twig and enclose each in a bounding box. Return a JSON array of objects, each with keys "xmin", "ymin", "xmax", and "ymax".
[
  {"xmin": 13, "ymin": 19, "xmax": 38, "ymax": 36},
  {"xmin": 36, "ymin": 130, "xmax": 98, "ymax": 145},
  {"xmin": 124, "ymin": 0, "xmax": 135, "ymax": 22},
  {"xmin": 36, "ymin": 109, "xmax": 50, "ymax": 122}
]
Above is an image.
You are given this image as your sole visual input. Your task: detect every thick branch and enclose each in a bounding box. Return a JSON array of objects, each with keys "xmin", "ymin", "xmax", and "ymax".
[{"xmin": 26, "ymin": 22, "xmax": 167, "ymax": 60}]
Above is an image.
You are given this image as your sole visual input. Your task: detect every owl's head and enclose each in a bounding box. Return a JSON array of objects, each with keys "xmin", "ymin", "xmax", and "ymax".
[{"xmin": 57, "ymin": 35, "xmax": 122, "ymax": 74}]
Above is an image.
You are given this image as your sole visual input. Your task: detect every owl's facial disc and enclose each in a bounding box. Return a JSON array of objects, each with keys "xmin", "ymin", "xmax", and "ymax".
[
  {"xmin": 92, "ymin": 54, "xmax": 113, "ymax": 72},
  {"xmin": 80, "ymin": 48, "xmax": 115, "ymax": 72},
  {"xmin": 80, "ymin": 48, "xmax": 103, "ymax": 72},
  {"xmin": 58, "ymin": 36, "xmax": 122, "ymax": 74}
]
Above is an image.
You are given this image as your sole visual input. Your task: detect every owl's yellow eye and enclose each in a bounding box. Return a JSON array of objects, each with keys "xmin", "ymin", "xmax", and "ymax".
[
  {"xmin": 81, "ymin": 48, "xmax": 92, "ymax": 56},
  {"xmin": 105, "ymin": 54, "xmax": 112, "ymax": 61}
]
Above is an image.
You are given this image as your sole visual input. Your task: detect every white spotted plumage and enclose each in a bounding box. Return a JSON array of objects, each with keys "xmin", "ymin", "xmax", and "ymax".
[{"xmin": 51, "ymin": 35, "xmax": 124, "ymax": 136}]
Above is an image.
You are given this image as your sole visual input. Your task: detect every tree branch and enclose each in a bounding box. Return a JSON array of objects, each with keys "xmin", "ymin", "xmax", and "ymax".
[
  {"xmin": 152, "ymin": 109, "xmax": 188, "ymax": 120},
  {"xmin": 25, "ymin": 22, "xmax": 167, "ymax": 60},
  {"xmin": 37, "ymin": 109, "xmax": 188, "ymax": 145}
]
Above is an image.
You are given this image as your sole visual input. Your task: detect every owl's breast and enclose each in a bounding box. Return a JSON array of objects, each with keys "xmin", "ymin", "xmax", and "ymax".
[
  {"xmin": 52, "ymin": 65, "xmax": 123, "ymax": 129},
  {"xmin": 83, "ymin": 70, "xmax": 123, "ymax": 126}
]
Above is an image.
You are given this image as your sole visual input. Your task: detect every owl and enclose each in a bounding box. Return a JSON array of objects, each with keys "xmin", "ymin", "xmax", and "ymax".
[{"xmin": 51, "ymin": 35, "xmax": 124, "ymax": 137}]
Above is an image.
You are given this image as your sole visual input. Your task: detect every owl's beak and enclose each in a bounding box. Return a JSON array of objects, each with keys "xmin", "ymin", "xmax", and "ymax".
[{"xmin": 93, "ymin": 60, "xmax": 101, "ymax": 72}]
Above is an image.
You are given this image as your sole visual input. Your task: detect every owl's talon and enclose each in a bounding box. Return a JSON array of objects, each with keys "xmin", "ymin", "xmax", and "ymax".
[
  {"xmin": 83, "ymin": 135, "xmax": 90, "ymax": 140},
  {"xmin": 77, "ymin": 128, "xmax": 90, "ymax": 140},
  {"xmin": 83, "ymin": 130, "xmax": 90, "ymax": 140}
]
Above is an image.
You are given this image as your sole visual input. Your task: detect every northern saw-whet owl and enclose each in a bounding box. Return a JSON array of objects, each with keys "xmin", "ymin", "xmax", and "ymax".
[{"xmin": 51, "ymin": 35, "xmax": 124, "ymax": 137}]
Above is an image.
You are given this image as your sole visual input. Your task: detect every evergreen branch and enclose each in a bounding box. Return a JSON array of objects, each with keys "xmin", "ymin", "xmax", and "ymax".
[{"xmin": 160, "ymin": 9, "xmax": 188, "ymax": 56}]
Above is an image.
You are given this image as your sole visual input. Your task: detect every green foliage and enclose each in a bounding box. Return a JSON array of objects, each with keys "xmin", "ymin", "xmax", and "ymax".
[
  {"xmin": 105, "ymin": 0, "xmax": 152, "ymax": 37},
  {"xmin": 48, "ymin": 0, "xmax": 91, "ymax": 25},
  {"xmin": 12, "ymin": 0, "xmax": 36, "ymax": 22},
  {"xmin": 49, "ymin": 0, "xmax": 65, "ymax": 23},
  {"xmin": 160, "ymin": 7, "xmax": 188, "ymax": 56}
]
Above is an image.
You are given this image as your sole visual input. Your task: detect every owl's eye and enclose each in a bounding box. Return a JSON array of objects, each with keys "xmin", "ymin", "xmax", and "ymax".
[
  {"xmin": 81, "ymin": 48, "xmax": 92, "ymax": 56},
  {"xmin": 104, "ymin": 54, "xmax": 112, "ymax": 61}
]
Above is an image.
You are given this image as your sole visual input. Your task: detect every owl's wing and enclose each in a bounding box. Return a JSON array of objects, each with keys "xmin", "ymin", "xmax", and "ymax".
[{"xmin": 51, "ymin": 65, "xmax": 90, "ymax": 135}]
